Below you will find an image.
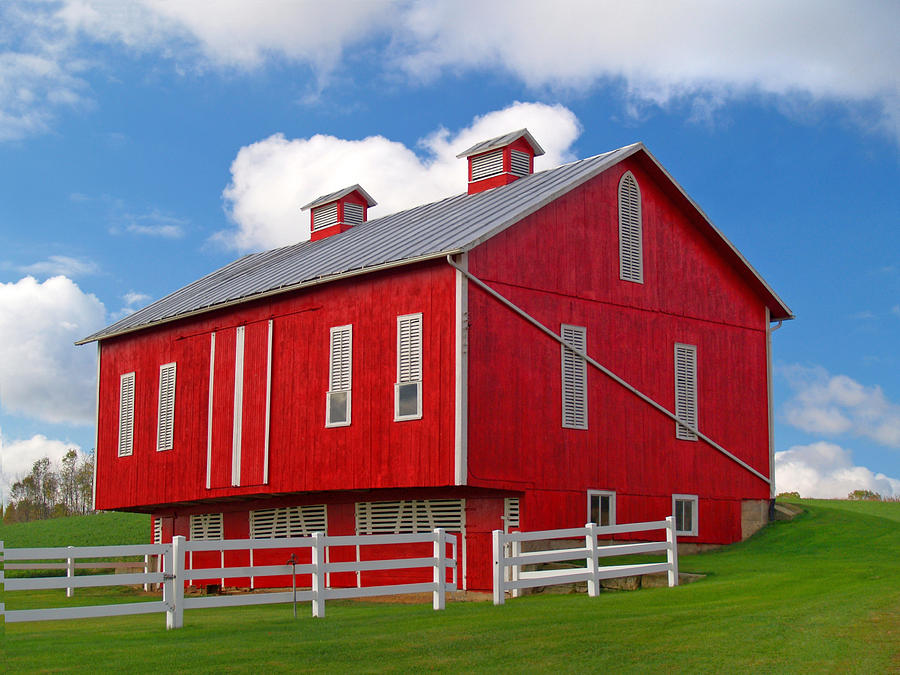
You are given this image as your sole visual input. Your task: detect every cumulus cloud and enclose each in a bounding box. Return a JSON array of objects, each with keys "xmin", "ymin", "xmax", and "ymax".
[
  {"xmin": 110, "ymin": 290, "xmax": 152, "ymax": 321},
  {"xmin": 3, "ymin": 1, "xmax": 899, "ymax": 143},
  {"xmin": 218, "ymin": 101, "xmax": 581, "ymax": 251},
  {"xmin": 0, "ymin": 429, "xmax": 84, "ymax": 504},
  {"xmin": 775, "ymin": 441, "xmax": 900, "ymax": 499},
  {"xmin": 17, "ymin": 255, "xmax": 99, "ymax": 278},
  {"xmin": 781, "ymin": 365, "xmax": 900, "ymax": 449},
  {"xmin": 0, "ymin": 276, "xmax": 105, "ymax": 425}
]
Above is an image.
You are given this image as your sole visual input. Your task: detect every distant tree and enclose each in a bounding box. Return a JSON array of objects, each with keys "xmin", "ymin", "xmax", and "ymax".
[
  {"xmin": 2, "ymin": 450, "xmax": 95, "ymax": 523},
  {"xmin": 847, "ymin": 489, "xmax": 882, "ymax": 501},
  {"xmin": 776, "ymin": 491, "xmax": 801, "ymax": 499}
]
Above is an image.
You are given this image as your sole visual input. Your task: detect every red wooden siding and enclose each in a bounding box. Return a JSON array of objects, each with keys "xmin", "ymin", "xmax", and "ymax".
[
  {"xmin": 95, "ymin": 261, "xmax": 457, "ymax": 511},
  {"xmin": 465, "ymin": 156, "xmax": 772, "ymax": 544}
]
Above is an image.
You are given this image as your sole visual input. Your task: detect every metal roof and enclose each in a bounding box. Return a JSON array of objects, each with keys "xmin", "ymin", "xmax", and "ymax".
[
  {"xmin": 456, "ymin": 128, "xmax": 545, "ymax": 158},
  {"xmin": 301, "ymin": 184, "xmax": 377, "ymax": 210},
  {"xmin": 78, "ymin": 142, "xmax": 791, "ymax": 344}
]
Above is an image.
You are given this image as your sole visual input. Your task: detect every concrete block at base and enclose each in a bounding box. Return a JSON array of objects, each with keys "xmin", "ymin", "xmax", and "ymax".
[{"xmin": 741, "ymin": 499, "xmax": 770, "ymax": 540}]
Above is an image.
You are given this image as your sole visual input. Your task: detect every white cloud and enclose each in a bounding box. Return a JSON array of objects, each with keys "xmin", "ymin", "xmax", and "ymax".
[
  {"xmin": 0, "ymin": 276, "xmax": 105, "ymax": 425},
  {"xmin": 125, "ymin": 223, "xmax": 184, "ymax": 238},
  {"xmin": 110, "ymin": 290, "xmax": 152, "ymax": 321},
  {"xmin": 775, "ymin": 441, "xmax": 900, "ymax": 499},
  {"xmin": 18, "ymin": 255, "xmax": 99, "ymax": 278},
  {"xmin": 0, "ymin": 429, "xmax": 84, "ymax": 504},
  {"xmin": 218, "ymin": 101, "xmax": 581, "ymax": 251},
  {"xmin": 4, "ymin": 1, "xmax": 899, "ymax": 144},
  {"xmin": 116, "ymin": 211, "xmax": 187, "ymax": 238},
  {"xmin": 781, "ymin": 365, "xmax": 900, "ymax": 448}
]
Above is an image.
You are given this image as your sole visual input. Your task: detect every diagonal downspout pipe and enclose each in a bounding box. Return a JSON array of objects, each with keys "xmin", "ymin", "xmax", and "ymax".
[{"xmin": 447, "ymin": 255, "xmax": 771, "ymax": 486}]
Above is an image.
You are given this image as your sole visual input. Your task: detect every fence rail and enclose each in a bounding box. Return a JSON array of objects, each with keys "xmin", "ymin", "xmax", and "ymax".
[
  {"xmin": 492, "ymin": 517, "xmax": 679, "ymax": 604},
  {"xmin": 0, "ymin": 529, "xmax": 457, "ymax": 629}
]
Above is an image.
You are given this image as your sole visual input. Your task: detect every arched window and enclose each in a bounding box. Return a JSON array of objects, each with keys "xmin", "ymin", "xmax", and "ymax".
[{"xmin": 618, "ymin": 171, "xmax": 643, "ymax": 283}]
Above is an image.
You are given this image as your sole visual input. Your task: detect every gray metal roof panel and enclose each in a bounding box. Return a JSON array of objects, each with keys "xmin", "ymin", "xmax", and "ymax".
[
  {"xmin": 456, "ymin": 128, "xmax": 546, "ymax": 158},
  {"xmin": 78, "ymin": 142, "xmax": 791, "ymax": 343},
  {"xmin": 301, "ymin": 184, "xmax": 377, "ymax": 210}
]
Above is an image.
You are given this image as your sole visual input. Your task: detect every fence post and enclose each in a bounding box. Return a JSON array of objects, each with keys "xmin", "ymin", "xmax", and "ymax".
[
  {"xmin": 311, "ymin": 532, "xmax": 325, "ymax": 618},
  {"xmin": 169, "ymin": 536, "xmax": 185, "ymax": 629},
  {"xmin": 665, "ymin": 516, "xmax": 679, "ymax": 587},
  {"xmin": 585, "ymin": 523, "xmax": 600, "ymax": 597},
  {"xmin": 510, "ymin": 537, "xmax": 521, "ymax": 599},
  {"xmin": 144, "ymin": 554, "xmax": 151, "ymax": 592},
  {"xmin": 66, "ymin": 546, "xmax": 75, "ymax": 598},
  {"xmin": 433, "ymin": 528, "xmax": 447, "ymax": 610},
  {"xmin": 492, "ymin": 530, "xmax": 505, "ymax": 606}
]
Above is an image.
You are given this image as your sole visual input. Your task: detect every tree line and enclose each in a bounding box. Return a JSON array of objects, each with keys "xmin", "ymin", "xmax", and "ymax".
[{"xmin": 3, "ymin": 450, "xmax": 94, "ymax": 523}]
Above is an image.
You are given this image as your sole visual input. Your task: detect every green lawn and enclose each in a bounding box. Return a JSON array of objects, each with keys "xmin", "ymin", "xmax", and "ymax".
[{"xmin": 3, "ymin": 501, "xmax": 899, "ymax": 673}]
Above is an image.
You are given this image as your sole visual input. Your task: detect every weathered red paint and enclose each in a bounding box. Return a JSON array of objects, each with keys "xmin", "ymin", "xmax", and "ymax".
[{"xmin": 94, "ymin": 148, "xmax": 785, "ymax": 591}]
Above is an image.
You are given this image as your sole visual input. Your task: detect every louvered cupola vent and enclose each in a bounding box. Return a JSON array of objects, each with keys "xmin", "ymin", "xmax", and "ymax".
[
  {"xmin": 456, "ymin": 128, "xmax": 545, "ymax": 195},
  {"xmin": 301, "ymin": 184, "xmax": 377, "ymax": 242}
]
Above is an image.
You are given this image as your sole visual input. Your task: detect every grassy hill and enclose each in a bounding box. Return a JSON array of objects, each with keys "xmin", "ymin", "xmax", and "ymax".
[
  {"xmin": 4, "ymin": 499, "xmax": 899, "ymax": 673},
  {"xmin": 0, "ymin": 511, "xmax": 150, "ymax": 547}
]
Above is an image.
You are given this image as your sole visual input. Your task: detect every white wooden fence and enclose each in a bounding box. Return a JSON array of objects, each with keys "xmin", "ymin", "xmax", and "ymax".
[
  {"xmin": 0, "ymin": 529, "xmax": 457, "ymax": 629},
  {"xmin": 492, "ymin": 517, "xmax": 679, "ymax": 604}
]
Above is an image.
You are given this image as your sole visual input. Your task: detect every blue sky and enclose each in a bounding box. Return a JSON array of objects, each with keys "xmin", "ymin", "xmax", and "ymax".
[{"xmin": 1, "ymin": 0, "xmax": 899, "ymax": 502}]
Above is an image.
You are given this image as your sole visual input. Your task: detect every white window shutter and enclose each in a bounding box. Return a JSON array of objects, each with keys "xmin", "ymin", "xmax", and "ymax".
[
  {"xmin": 674, "ymin": 344, "xmax": 698, "ymax": 440},
  {"xmin": 510, "ymin": 149, "xmax": 531, "ymax": 176},
  {"xmin": 157, "ymin": 362, "xmax": 176, "ymax": 451},
  {"xmin": 118, "ymin": 372, "xmax": 135, "ymax": 457},
  {"xmin": 343, "ymin": 202, "xmax": 364, "ymax": 225},
  {"xmin": 395, "ymin": 313, "xmax": 423, "ymax": 420},
  {"xmin": 561, "ymin": 325, "xmax": 588, "ymax": 429},
  {"xmin": 618, "ymin": 171, "xmax": 643, "ymax": 283}
]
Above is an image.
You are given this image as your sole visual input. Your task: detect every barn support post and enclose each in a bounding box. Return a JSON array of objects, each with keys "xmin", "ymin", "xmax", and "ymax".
[
  {"xmin": 168, "ymin": 536, "xmax": 185, "ymax": 629},
  {"xmin": 665, "ymin": 516, "xmax": 679, "ymax": 587},
  {"xmin": 585, "ymin": 523, "xmax": 600, "ymax": 597},
  {"xmin": 433, "ymin": 528, "xmax": 447, "ymax": 610},
  {"xmin": 492, "ymin": 530, "xmax": 505, "ymax": 606},
  {"xmin": 66, "ymin": 547, "xmax": 75, "ymax": 598},
  {"xmin": 510, "ymin": 538, "xmax": 521, "ymax": 599},
  {"xmin": 311, "ymin": 532, "xmax": 325, "ymax": 618}
]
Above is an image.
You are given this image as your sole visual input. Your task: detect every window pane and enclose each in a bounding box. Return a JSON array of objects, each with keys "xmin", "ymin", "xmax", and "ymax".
[
  {"xmin": 600, "ymin": 496, "xmax": 611, "ymax": 526},
  {"xmin": 590, "ymin": 496, "xmax": 599, "ymax": 525},
  {"xmin": 328, "ymin": 391, "xmax": 348, "ymax": 425},
  {"xmin": 683, "ymin": 500, "xmax": 693, "ymax": 532},
  {"xmin": 397, "ymin": 382, "xmax": 419, "ymax": 418},
  {"xmin": 675, "ymin": 500, "xmax": 685, "ymax": 532}
]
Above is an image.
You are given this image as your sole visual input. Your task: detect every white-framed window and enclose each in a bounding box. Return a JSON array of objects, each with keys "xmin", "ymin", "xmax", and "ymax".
[
  {"xmin": 561, "ymin": 324, "xmax": 588, "ymax": 429},
  {"xmin": 326, "ymin": 325, "xmax": 352, "ymax": 427},
  {"xmin": 395, "ymin": 313, "xmax": 423, "ymax": 421},
  {"xmin": 250, "ymin": 505, "xmax": 327, "ymax": 538},
  {"xmin": 587, "ymin": 490, "xmax": 616, "ymax": 527},
  {"xmin": 674, "ymin": 343, "xmax": 698, "ymax": 440},
  {"xmin": 673, "ymin": 494, "xmax": 699, "ymax": 536},
  {"xmin": 118, "ymin": 372, "xmax": 135, "ymax": 457},
  {"xmin": 618, "ymin": 171, "xmax": 643, "ymax": 283},
  {"xmin": 190, "ymin": 513, "xmax": 224, "ymax": 540},
  {"xmin": 157, "ymin": 362, "xmax": 176, "ymax": 451},
  {"xmin": 355, "ymin": 499, "xmax": 464, "ymax": 534}
]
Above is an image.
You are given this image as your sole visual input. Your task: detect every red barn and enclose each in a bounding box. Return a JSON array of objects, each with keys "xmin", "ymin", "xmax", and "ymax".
[{"xmin": 78, "ymin": 130, "xmax": 792, "ymax": 591}]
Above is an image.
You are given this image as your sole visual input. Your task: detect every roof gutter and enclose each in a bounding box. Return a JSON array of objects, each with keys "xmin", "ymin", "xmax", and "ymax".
[
  {"xmin": 76, "ymin": 250, "xmax": 463, "ymax": 345},
  {"xmin": 446, "ymin": 255, "xmax": 771, "ymax": 487}
]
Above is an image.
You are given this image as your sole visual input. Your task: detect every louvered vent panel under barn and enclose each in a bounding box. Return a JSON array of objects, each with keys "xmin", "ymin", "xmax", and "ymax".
[
  {"xmin": 190, "ymin": 513, "xmax": 224, "ymax": 540},
  {"xmin": 355, "ymin": 499, "xmax": 465, "ymax": 534},
  {"xmin": 250, "ymin": 505, "xmax": 327, "ymax": 538}
]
